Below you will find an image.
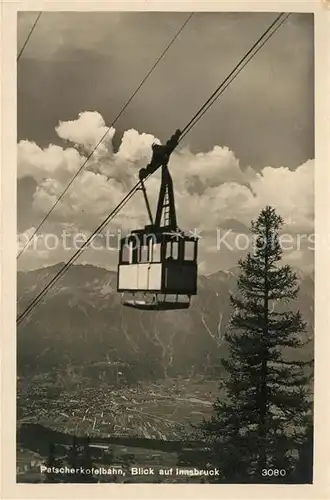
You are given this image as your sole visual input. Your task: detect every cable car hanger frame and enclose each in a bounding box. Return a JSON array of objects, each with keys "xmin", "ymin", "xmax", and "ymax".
[{"xmin": 117, "ymin": 129, "xmax": 199, "ymax": 311}]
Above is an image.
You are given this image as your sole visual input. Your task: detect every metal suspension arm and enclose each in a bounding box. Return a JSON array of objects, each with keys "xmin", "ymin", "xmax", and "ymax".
[
  {"xmin": 137, "ymin": 129, "xmax": 181, "ymax": 229},
  {"xmin": 138, "ymin": 177, "xmax": 154, "ymax": 226},
  {"xmin": 154, "ymin": 163, "xmax": 177, "ymax": 229}
]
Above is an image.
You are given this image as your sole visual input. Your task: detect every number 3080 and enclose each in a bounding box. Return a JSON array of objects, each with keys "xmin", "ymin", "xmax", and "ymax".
[{"xmin": 262, "ymin": 469, "xmax": 287, "ymax": 477}]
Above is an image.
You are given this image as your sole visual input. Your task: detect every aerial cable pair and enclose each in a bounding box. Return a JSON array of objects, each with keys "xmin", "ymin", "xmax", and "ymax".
[{"xmin": 17, "ymin": 12, "xmax": 291, "ymax": 325}]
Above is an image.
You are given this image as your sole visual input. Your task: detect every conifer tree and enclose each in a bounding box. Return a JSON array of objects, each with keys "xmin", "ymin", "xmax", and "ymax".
[{"xmin": 199, "ymin": 206, "xmax": 313, "ymax": 483}]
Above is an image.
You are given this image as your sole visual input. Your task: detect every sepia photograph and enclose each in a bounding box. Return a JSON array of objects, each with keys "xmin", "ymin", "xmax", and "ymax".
[{"xmin": 15, "ymin": 9, "xmax": 315, "ymax": 485}]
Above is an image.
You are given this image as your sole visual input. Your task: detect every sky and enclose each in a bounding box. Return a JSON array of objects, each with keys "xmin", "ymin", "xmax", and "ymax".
[{"xmin": 17, "ymin": 11, "xmax": 315, "ymax": 274}]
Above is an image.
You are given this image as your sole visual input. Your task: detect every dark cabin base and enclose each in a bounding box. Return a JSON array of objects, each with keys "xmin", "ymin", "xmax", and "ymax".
[{"xmin": 122, "ymin": 293, "xmax": 191, "ymax": 311}]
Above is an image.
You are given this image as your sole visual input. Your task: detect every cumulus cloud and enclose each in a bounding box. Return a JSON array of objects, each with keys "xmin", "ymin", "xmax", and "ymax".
[
  {"xmin": 18, "ymin": 141, "xmax": 83, "ymax": 183},
  {"xmin": 56, "ymin": 111, "xmax": 115, "ymax": 156},
  {"xmin": 17, "ymin": 111, "xmax": 314, "ymax": 273}
]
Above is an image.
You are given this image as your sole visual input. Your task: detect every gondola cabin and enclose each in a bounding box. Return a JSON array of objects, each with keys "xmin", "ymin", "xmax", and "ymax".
[{"xmin": 117, "ymin": 228, "xmax": 198, "ymax": 298}]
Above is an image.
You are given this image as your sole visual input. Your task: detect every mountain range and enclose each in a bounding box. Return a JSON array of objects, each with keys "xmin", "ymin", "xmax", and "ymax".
[{"xmin": 17, "ymin": 263, "xmax": 314, "ymax": 382}]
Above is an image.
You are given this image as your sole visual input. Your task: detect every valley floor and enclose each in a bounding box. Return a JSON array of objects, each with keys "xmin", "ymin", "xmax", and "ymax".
[
  {"xmin": 18, "ymin": 376, "xmax": 220, "ymax": 439},
  {"xmin": 17, "ymin": 376, "xmax": 222, "ymax": 483}
]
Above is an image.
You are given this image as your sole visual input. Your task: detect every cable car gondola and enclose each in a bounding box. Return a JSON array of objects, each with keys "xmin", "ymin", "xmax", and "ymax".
[{"xmin": 117, "ymin": 130, "xmax": 198, "ymax": 311}]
